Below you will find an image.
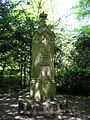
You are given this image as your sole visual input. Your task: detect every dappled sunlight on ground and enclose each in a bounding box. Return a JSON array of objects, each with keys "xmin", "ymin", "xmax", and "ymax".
[
  {"xmin": 0, "ymin": 93, "xmax": 90, "ymax": 120},
  {"xmin": 0, "ymin": 94, "xmax": 19, "ymax": 120}
]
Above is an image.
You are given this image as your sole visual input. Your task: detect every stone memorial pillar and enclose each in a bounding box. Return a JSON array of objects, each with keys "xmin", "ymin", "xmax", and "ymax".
[{"xmin": 30, "ymin": 12, "xmax": 56, "ymax": 102}]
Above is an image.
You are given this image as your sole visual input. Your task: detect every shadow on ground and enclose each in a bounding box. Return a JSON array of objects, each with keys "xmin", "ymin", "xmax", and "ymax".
[
  {"xmin": 0, "ymin": 94, "xmax": 19, "ymax": 120},
  {"xmin": 0, "ymin": 93, "xmax": 90, "ymax": 120}
]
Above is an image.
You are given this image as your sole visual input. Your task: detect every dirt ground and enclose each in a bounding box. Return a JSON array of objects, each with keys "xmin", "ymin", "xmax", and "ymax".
[{"xmin": 0, "ymin": 93, "xmax": 90, "ymax": 120}]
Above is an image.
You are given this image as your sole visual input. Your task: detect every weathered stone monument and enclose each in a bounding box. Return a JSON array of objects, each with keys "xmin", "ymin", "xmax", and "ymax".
[
  {"xmin": 18, "ymin": 12, "xmax": 68, "ymax": 117},
  {"xmin": 30, "ymin": 11, "xmax": 56, "ymax": 102}
]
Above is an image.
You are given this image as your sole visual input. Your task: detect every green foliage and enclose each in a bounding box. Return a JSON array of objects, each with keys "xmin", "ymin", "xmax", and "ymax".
[
  {"xmin": 55, "ymin": 24, "xmax": 90, "ymax": 96},
  {"xmin": 0, "ymin": 76, "xmax": 21, "ymax": 95},
  {"xmin": 73, "ymin": 0, "xmax": 90, "ymax": 20},
  {"xmin": 74, "ymin": 26, "xmax": 90, "ymax": 70},
  {"xmin": 55, "ymin": 66, "xmax": 90, "ymax": 96}
]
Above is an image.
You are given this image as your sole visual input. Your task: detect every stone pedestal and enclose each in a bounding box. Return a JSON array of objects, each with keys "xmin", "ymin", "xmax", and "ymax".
[
  {"xmin": 30, "ymin": 79, "xmax": 56, "ymax": 102},
  {"xmin": 18, "ymin": 94, "xmax": 68, "ymax": 117}
]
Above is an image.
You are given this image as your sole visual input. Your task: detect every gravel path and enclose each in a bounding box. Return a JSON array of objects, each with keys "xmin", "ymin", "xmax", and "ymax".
[
  {"xmin": 0, "ymin": 93, "xmax": 90, "ymax": 120},
  {"xmin": 0, "ymin": 94, "xmax": 19, "ymax": 120}
]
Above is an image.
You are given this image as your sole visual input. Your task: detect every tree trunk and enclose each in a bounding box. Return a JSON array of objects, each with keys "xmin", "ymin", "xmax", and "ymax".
[
  {"xmin": 20, "ymin": 55, "xmax": 23, "ymax": 86},
  {"xmin": 24, "ymin": 56, "xmax": 26, "ymax": 86}
]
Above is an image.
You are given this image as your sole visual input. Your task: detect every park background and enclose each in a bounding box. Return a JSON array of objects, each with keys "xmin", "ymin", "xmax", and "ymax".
[{"xmin": 0, "ymin": 0, "xmax": 90, "ymax": 96}]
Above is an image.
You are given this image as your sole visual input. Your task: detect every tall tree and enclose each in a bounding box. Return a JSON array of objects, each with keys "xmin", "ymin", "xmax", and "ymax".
[{"xmin": 0, "ymin": 0, "xmax": 13, "ymax": 76}]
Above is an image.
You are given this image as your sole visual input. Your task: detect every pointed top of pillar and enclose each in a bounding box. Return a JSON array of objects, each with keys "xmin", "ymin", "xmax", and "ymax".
[
  {"xmin": 32, "ymin": 11, "xmax": 55, "ymax": 39},
  {"xmin": 39, "ymin": 11, "xmax": 47, "ymax": 22}
]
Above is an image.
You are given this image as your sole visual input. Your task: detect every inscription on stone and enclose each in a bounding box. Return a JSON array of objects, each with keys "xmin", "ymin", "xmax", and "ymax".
[{"xmin": 40, "ymin": 49, "xmax": 49, "ymax": 66}]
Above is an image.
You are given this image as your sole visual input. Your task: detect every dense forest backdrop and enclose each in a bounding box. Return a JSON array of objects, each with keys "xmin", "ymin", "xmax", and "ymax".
[{"xmin": 0, "ymin": 0, "xmax": 90, "ymax": 96}]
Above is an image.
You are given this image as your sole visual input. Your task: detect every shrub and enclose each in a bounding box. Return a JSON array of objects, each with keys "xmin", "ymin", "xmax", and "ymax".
[{"xmin": 55, "ymin": 67, "xmax": 90, "ymax": 96}]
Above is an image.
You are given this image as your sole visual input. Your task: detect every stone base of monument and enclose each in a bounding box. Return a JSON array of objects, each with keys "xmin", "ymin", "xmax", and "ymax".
[{"xmin": 18, "ymin": 90, "xmax": 68, "ymax": 117}]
